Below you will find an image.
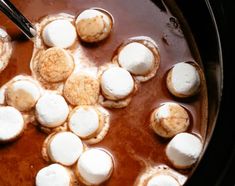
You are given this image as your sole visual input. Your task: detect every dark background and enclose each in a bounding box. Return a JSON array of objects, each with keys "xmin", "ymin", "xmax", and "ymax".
[{"xmin": 185, "ymin": 0, "xmax": 234, "ymax": 185}]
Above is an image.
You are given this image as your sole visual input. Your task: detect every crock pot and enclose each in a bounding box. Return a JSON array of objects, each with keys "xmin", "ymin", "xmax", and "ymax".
[{"xmin": 0, "ymin": 0, "xmax": 233, "ymax": 185}]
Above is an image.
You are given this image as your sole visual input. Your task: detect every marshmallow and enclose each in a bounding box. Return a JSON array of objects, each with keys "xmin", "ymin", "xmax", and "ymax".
[
  {"xmin": 118, "ymin": 42, "xmax": 155, "ymax": 75},
  {"xmin": 150, "ymin": 102, "xmax": 189, "ymax": 138},
  {"xmin": 0, "ymin": 28, "xmax": 12, "ymax": 73},
  {"xmin": 42, "ymin": 19, "xmax": 77, "ymax": 48},
  {"xmin": 0, "ymin": 106, "xmax": 24, "ymax": 142},
  {"xmin": 35, "ymin": 93, "xmax": 69, "ymax": 128},
  {"xmin": 82, "ymin": 106, "xmax": 110, "ymax": 144},
  {"xmin": 101, "ymin": 67, "xmax": 134, "ymax": 100},
  {"xmin": 135, "ymin": 165, "xmax": 187, "ymax": 186},
  {"xmin": 5, "ymin": 80, "xmax": 41, "ymax": 112},
  {"xmin": 47, "ymin": 132, "xmax": 83, "ymax": 166},
  {"xmin": 0, "ymin": 28, "xmax": 8, "ymax": 38},
  {"xmin": 63, "ymin": 73, "xmax": 100, "ymax": 106},
  {"xmin": 68, "ymin": 106, "xmax": 101, "ymax": 139},
  {"xmin": 166, "ymin": 133, "xmax": 203, "ymax": 169},
  {"xmin": 76, "ymin": 9, "xmax": 113, "ymax": 42},
  {"xmin": 147, "ymin": 175, "xmax": 180, "ymax": 186},
  {"xmin": 0, "ymin": 88, "xmax": 5, "ymax": 105},
  {"xmin": 76, "ymin": 148, "xmax": 113, "ymax": 185},
  {"xmin": 36, "ymin": 164, "xmax": 71, "ymax": 186},
  {"xmin": 167, "ymin": 62, "xmax": 201, "ymax": 98},
  {"xmin": 38, "ymin": 47, "xmax": 74, "ymax": 83}
]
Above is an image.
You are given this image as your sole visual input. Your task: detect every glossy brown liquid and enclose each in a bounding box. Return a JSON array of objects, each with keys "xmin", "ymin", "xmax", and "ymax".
[{"xmin": 0, "ymin": 0, "xmax": 208, "ymax": 185}]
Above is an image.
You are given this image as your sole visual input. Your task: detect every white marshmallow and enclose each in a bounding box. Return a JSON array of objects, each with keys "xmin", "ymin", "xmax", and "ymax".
[
  {"xmin": 101, "ymin": 67, "xmax": 134, "ymax": 100},
  {"xmin": 118, "ymin": 42, "xmax": 155, "ymax": 75},
  {"xmin": 68, "ymin": 106, "xmax": 100, "ymax": 138},
  {"xmin": 135, "ymin": 165, "xmax": 187, "ymax": 186},
  {"xmin": 35, "ymin": 93, "xmax": 69, "ymax": 128},
  {"xmin": 36, "ymin": 164, "xmax": 71, "ymax": 186},
  {"xmin": 6, "ymin": 80, "xmax": 41, "ymax": 111},
  {"xmin": 147, "ymin": 175, "xmax": 180, "ymax": 186},
  {"xmin": 77, "ymin": 148, "xmax": 113, "ymax": 185},
  {"xmin": 42, "ymin": 19, "xmax": 77, "ymax": 48},
  {"xmin": 166, "ymin": 133, "xmax": 203, "ymax": 168},
  {"xmin": 170, "ymin": 63, "xmax": 200, "ymax": 96},
  {"xmin": 76, "ymin": 9, "xmax": 112, "ymax": 42},
  {"xmin": 0, "ymin": 28, "xmax": 8, "ymax": 38},
  {"xmin": 48, "ymin": 132, "xmax": 83, "ymax": 166},
  {"xmin": 0, "ymin": 106, "xmax": 24, "ymax": 142}
]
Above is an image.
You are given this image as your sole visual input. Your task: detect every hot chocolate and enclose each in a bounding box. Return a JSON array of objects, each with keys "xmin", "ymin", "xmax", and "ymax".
[{"xmin": 0, "ymin": 0, "xmax": 208, "ymax": 185}]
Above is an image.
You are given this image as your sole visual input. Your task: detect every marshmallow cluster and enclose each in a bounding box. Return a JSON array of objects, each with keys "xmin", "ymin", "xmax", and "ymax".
[
  {"xmin": 41, "ymin": 131, "xmax": 114, "ymax": 185},
  {"xmin": 30, "ymin": 13, "xmax": 116, "ymax": 182},
  {"xmin": 0, "ymin": 5, "xmax": 207, "ymax": 185},
  {"xmin": 41, "ymin": 8, "xmax": 113, "ymax": 45}
]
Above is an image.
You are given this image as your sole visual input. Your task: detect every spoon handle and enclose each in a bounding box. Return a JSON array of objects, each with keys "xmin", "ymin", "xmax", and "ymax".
[{"xmin": 0, "ymin": 0, "xmax": 36, "ymax": 38}]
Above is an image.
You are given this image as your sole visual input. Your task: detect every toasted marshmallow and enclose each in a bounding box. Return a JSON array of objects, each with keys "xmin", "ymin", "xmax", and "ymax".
[
  {"xmin": 166, "ymin": 133, "xmax": 203, "ymax": 169},
  {"xmin": 5, "ymin": 80, "xmax": 41, "ymax": 112},
  {"xmin": 42, "ymin": 19, "xmax": 77, "ymax": 48},
  {"xmin": 76, "ymin": 148, "xmax": 113, "ymax": 185},
  {"xmin": 35, "ymin": 93, "xmax": 69, "ymax": 128},
  {"xmin": 101, "ymin": 67, "xmax": 134, "ymax": 100},
  {"xmin": 0, "ymin": 106, "xmax": 24, "ymax": 142},
  {"xmin": 76, "ymin": 9, "xmax": 113, "ymax": 42},
  {"xmin": 150, "ymin": 102, "xmax": 189, "ymax": 138},
  {"xmin": 118, "ymin": 42, "xmax": 155, "ymax": 75},
  {"xmin": 37, "ymin": 47, "xmax": 74, "ymax": 83},
  {"xmin": 63, "ymin": 73, "xmax": 100, "ymax": 106},
  {"xmin": 0, "ymin": 28, "xmax": 12, "ymax": 73},
  {"xmin": 36, "ymin": 164, "xmax": 71, "ymax": 186},
  {"xmin": 147, "ymin": 175, "xmax": 180, "ymax": 186},
  {"xmin": 47, "ymin": 132, "xmax": 83, "ymax": 166},
  {"xmin": 167, "ymin": 63, "xmax": 201, "ymax": 98},
  {"xmin": 68, "ymin": 106, "xmax": 102, "ymax": 139}
]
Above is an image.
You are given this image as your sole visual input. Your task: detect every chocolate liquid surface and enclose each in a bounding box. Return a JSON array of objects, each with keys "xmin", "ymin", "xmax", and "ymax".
[{"xmin": 0, "ymin": 0, "xmax": 208, "ymax": 185}]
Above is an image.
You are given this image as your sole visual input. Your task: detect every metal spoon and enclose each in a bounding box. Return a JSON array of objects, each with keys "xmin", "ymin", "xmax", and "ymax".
[{"xmin": 0, "ymin": 0, "xmax": 36, "ymax": 39}]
